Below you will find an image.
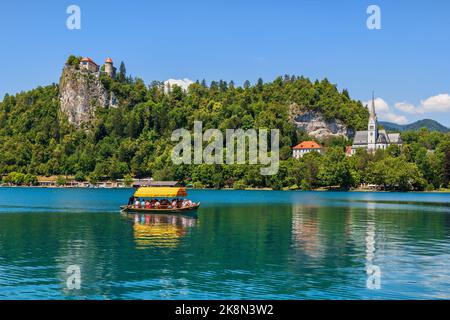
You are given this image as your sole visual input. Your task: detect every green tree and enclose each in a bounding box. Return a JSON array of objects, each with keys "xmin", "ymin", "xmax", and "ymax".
[
  {"xmin": 124, "ymin": 174, "xmax": 134, "ymax": 187},
  {"xmin": 75, "ymin": 171, "xmax": 86, "ymax": 182},
  {"xmin": 318, "ymin": 146, "xmax": 353, "ymax": 189},
  {"xmin": 443, "ymin": 144, "xmax": 450, "ymax": 186},
  {"xmin": 368, "ymin": 156, "xmax": 425, "ymax": 191},
  {"xmin": 56, "ymin": 175, "xmax": 66, "ymax": 186},
  {"xmin": 300, "ymin": 152, "xmax": 321, "ymax": 189},
  {"xmin": 66, "ymin": 55, "xmax": 81, "ymax": 68},
  {"xmin": 118, "ymin": 61, "xmax": 127, "ymax": 82}
]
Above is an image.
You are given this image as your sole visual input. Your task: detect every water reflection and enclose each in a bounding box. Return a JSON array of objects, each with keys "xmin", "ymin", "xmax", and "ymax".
[
  {"xmin": 365, "ymin": 212, "xmax": 381, "ymax": 289},
  {"xmin": 291, "ymin": 206, "xmax": 323, "ymax": 259},
  {"xmin": 128, "ymin": 214, "xmax": 198, "ymax": 249},
  {"xmin": 1, "ymin": 188, "xmax": 450, "ymax": 299}
]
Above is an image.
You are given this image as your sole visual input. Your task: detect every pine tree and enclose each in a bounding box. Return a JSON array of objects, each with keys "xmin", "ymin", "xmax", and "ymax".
[{"xmin": 118, "ymin": 61, "xmax": 126, "ymax": 82}]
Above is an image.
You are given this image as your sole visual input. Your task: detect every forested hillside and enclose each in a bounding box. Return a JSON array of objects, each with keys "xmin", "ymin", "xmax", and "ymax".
[
  {"xmin": 381, "ymin": 119, "xmax": 450, "ymax": 133},
  {"xmin": 0, "ymin": 57, "xmax": 449, "ymax": 190}
]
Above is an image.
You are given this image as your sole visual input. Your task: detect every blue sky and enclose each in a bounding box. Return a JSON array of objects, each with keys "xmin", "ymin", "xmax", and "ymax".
[{"xmin": 0, "ymin": 0, "xmax": 449, "ymax": 126}]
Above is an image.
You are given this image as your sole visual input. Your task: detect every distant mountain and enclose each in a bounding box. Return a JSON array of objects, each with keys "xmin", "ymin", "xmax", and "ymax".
[{"xmin": 380, "ymin": 119, "xmax": 450, "ymax": 133}]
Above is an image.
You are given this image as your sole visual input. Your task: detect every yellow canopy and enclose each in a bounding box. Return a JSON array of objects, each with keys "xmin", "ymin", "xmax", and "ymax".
[{"xmin": 134, "ymin": 187, "xmax": 187, "ymax": 198}]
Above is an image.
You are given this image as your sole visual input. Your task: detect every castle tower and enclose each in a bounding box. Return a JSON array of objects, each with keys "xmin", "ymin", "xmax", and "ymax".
[
  {"xmin": 367, "ymin": 92, "xmax": 378, "ymax": 151},
  {"xmin": 104, "ymin": 57, "xmax": 115, "ymax": 78}
]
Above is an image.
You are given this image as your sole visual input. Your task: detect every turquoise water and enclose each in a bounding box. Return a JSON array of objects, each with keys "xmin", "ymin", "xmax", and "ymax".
[{"xmin": 0, "ymin": 188, "xmax": 449, "ymax": 299}]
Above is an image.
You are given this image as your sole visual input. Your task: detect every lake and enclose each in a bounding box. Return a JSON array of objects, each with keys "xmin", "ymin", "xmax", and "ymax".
[{"xmin": 0, "ymin": 188, "xmax": 449, "ymax": 299}]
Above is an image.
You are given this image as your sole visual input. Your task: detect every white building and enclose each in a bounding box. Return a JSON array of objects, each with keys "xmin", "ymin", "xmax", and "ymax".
[
  {"xmin": 350, "ymin": 94, "xmax": 402, "ymax": 154},
  {"xmin": 79, "ymin": 57, "xmax": 99, "ymax": 73},
  {"xmin": 292, "ymin": 141, "xmax": 323, "ymax": 159}
]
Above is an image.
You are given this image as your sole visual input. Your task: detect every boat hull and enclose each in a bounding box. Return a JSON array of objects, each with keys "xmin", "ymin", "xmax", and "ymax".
[{"xmin": 120, "ymin": 204, "xmax": 200, "ymax": 214}]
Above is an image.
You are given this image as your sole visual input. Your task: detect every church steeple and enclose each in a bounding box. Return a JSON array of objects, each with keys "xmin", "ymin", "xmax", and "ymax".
[
  {"xmin": 367, "ymin": 91, "xmax": 378, "ymax": 151},
  {"xmin": 369, "ymin": 91, "xmax": 377, "ymax": 118}
]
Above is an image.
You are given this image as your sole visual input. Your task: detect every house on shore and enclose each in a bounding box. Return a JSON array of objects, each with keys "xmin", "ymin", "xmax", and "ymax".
[{"xmin": 292, "ymin": 141, "xmax": 323, "ymax": 159}]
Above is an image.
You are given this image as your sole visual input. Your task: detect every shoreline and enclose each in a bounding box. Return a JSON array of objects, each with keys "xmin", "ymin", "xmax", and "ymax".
[{"xmin": 1, "ymin": 185, "xmax": 449, "ymax": 193}]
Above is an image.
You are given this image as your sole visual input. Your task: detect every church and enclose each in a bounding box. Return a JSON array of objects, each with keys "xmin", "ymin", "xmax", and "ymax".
[{"xmin": 350, "ymin": 95, "xmax": 402, "ymax": 155}]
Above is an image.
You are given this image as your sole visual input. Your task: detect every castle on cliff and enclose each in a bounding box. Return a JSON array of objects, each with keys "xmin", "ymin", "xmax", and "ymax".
[{"xmin": 79, "ymin": 57, "xmax": 116, "ymax": 78}]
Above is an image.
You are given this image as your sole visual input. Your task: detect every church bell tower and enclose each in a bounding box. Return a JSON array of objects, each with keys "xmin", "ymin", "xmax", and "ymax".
[{"xmin": 367, "ymin": 92, "xmax": 378, "ymax": 151}]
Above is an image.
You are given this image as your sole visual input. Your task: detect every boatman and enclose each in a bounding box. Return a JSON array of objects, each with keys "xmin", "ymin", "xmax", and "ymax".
[{"xmin": 128, "ymin": 195, "xmax": 135, "ymax": 206}]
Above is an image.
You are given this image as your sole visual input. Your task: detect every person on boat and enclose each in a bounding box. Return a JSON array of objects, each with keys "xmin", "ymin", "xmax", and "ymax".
[
  {"xmin": 154, "ymin": 199, "xmax": 160, "ymax": 208},
  {"xmin": 171, "ymin": 199, "xmax": 177, "ymax": 208},
  {"xmin": 145, "ymin": 200, "xmax": 150, "ymax": 209},
  {"xmin": 128, "ymin": 195, "xmax": 135, "ymax": 206},
  {"xmin": 141, "ymin": 198, "xmax": 146, "ymax": 208},
  {"xmin": 187, "ymin": 199, "xmax": 193, "ymax": 207},
  {"xmin": 135, "ymin": 197, "xmax": 141, "ymax": 208}
]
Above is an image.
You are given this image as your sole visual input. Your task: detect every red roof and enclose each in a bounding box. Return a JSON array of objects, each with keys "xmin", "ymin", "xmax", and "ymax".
[
  {"xmin": 293, "ymin": 141, "xmax": 322, "ymax": 150},
  {"xmin": 345, "ymin": 146, "xmax": 352, "ymax": 155},
  {"xmin": 105, "ymin": 57, "xmax": 113, "ymax": 63},
  {"xmin": 80, "ymin": 57, "xmax": 98, "ymax": 66}
]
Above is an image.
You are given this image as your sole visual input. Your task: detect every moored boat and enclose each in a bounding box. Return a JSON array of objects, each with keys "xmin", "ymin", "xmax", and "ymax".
[{"xmin": 120, "ymin": 186, "xmax": 200, "ymax": 214}]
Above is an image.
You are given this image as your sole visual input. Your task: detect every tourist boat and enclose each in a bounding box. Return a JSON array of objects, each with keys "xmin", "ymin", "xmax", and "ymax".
[{"xmin": 120, "ymin": 187, "xmax": 200, "ymax": 214}]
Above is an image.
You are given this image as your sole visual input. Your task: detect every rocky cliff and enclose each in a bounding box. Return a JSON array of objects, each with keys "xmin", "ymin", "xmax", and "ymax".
[
  {"xmin": 59, "ymin": 66, "xmax": 117, "ymax": 129},
  {"xmin": 289, "ymin": 104, "xmax": 353, "ymax": 139}
]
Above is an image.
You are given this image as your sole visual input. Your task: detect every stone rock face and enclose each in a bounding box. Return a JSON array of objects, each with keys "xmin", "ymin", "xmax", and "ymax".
[
  {"xmin": 290, "ymin": 105, "xmax": 353, "ymax": 139},
  {"xmin": 59, "ymin": 66, "xmax": 116, "ymax": 129}
]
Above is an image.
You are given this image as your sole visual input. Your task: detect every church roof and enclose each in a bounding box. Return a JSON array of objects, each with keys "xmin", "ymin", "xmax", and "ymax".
[
  {"xmin": 388, "ymin": 133, "xmax": 402, "ymax": 144},
  {"xmin": 293, "ymin": 141, "xmax": 322, "ymax": 149},
  {"xmin": 376, "ymin": 130, "xmax": 389, "ymax": 144},
  {"xmin": 105, "ymin": 57, "xmax": 113, "ymax": 63},
  {"xmin": 352, "ymin": 129, "xmax": 402, "ymax": 147},
  {"xmin": 353, "ymin": 131, "xmax": 368, "ymax": 145}
]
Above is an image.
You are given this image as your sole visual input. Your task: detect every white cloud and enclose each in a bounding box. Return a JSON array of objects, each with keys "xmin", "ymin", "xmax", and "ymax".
[
  {"xmin": 363, "ymin": 97, "xmax": 409, "ymax": 124},
  {"xmin": 394, "ymin": 102, "xmax": 423, "ymax": 114},
  {"xmin": 392, "ymin": 93, "xmax": 450, "ymax": 114},
  {"xmin": 421, "ymin": 93, "xmax": 450, "ymax": 112},
  {"xmin": 363, "ymin": 97, "xmax": 389, "ymax": 113},
  {"xmin": 381, "ymin": 112, "xmax": 409, "ymax": 124},
  {"xmin": 363, "ymin": 98, "xmax": 389, "ymax": 113},
  {"xmin": 362, "ymin": 92, "xmax": 450, "ymax": 125},
  {"xmin": 373, "ymin": 97, "xmax": 389, "ymax": 113},
  {"xmin": 164, "ymin": 78, "xmax": 194, "ymax": 92}
]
